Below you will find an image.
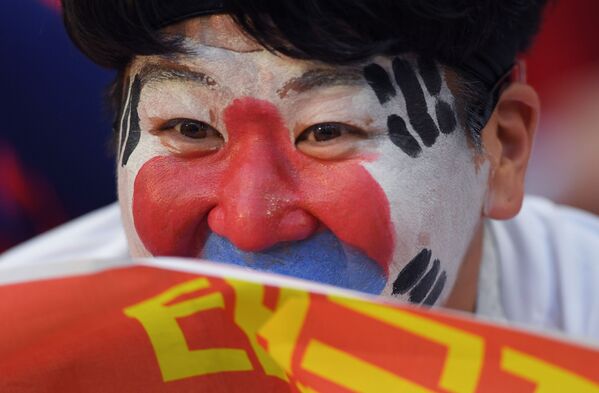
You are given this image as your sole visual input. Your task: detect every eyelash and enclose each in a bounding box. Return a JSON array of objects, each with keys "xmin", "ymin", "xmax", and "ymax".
[
  {"xmin": 296, "ymin": 122, "xmax": 367, "ymax": 144},
  {"xmin": 154, "ymin": 118, "xmax": 370, "ymax": 162},
  {"xmin": 158, "ymin": 118, "xmax": 223, "ymax": 140}
]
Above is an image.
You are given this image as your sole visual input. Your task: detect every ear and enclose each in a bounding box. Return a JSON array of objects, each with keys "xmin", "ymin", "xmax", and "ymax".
[{"xmin": 482, "ymin": 82, "xmax": 540, "ymax": 220}]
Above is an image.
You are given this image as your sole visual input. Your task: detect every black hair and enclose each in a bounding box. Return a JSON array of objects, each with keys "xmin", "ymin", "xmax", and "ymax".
[{"xmin": 61, "ymin": 0, "xmax": 549, "ymax": 143}]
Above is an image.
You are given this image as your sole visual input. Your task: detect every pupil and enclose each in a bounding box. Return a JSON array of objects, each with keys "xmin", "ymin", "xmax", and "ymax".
[
  {"xmin": 181, "ymin": 121, "xmax": 207, "ymax": 139},
  {"xmin": 314, "ymin": 124, "xmax": 341, "ymax": 141}
]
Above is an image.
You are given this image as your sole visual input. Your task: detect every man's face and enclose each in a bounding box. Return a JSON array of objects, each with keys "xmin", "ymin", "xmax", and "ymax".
[{"xmin": 117, "ymin": 16, "xmax": 489, "ymax": 306}]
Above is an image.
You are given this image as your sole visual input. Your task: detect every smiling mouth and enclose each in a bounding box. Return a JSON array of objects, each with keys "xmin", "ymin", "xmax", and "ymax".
[{"xmin": 200, "ymin": 229, "xmax": 386, "ymax": 294}]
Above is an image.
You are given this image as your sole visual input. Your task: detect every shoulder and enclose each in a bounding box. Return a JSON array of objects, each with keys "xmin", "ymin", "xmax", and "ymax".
[
  {"xmin": 0, "ymin": 203, "xmax": 128, "ymax": 268},
  {"xmin": 488, "ymin": 196, "xmax": 599, "ymax": 339}
]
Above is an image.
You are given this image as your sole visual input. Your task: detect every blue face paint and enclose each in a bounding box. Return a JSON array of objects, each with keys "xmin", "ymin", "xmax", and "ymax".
[{"xmin": 201, "ymin": 230, "xmax": 386, "ymax": 294}]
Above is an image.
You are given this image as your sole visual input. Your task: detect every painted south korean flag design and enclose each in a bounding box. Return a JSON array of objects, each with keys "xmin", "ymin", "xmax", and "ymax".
[
  {"xmin": 117, "ymin": 53, "xmax": 489, "ymax": 306},
  {"xmin": 361, "ymin": 55, "xmax": 489, "ymax": 305},
  {"xmin": 117, "ymin": 68, "xmax": 393, "ymax": 296}
]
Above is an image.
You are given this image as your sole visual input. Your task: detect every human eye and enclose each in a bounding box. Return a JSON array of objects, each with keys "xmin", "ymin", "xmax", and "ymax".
[
  {"xmin": 159, "ymin": 118, "xmax": 222, "ymax": 140},
  {"xmin": 156, "ymin": 118, "xmax": 225, "ymax": 155},
  {"xmin": 296, "ymin": 122, "xmax": 368, "ymax": 159}
]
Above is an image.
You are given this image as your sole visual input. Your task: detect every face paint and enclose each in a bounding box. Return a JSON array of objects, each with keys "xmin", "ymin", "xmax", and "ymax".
[
  {"xmin": 119, "ymin": 76, "xmax": 142, "ymax": 167},
  {"xmin": 363, "ymin": 63, "xmax": 396, "ymax": 104},
  {"xmin": 117, "ymin": 16, "xmax": 489, "ymax": 305},
  {"xmin": 392, "ymin": 57, "xmax": 441, "ymax": 147},
  {"xmin": 131, "ymin": 97, "xmax": 394, "ymax": 292},
  {"xmin": 359, "ymin": 55, "xmax": 488, "ymax": 304},
  {"xmin": 202, "ymin": 230, "xmax": 387, "ymax": 293}
]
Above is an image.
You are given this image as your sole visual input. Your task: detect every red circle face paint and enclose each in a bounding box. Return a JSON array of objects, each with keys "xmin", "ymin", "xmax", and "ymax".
[{"xmin": 133, "ymin": 98, "xmax": 395, "ymax": 276}]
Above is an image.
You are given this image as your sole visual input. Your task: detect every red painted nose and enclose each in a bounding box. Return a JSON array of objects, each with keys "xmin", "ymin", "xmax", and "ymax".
[{"xmin": 207, "ymin": 98, "xmax": 319, "ymax": 252}]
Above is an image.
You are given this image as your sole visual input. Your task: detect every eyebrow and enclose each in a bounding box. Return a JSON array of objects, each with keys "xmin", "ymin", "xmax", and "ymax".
[
  {"xmin": 277, "ymin": 68, "xmax": 364, "ymax": 99},
  {"xmin": 136, "ymin": 62, "xmax": 219, "ymax": 90}
]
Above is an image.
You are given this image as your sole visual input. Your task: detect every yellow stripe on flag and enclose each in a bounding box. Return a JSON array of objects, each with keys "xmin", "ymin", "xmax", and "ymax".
[
  {"xmin": 330, "ymin": 296, "xmax": 484, "ymax": 393},
  {"xmin": 302, "ymin": 339, "xmax": 435, "ymax": 393},
  {"xmin": 501, "ymin": 347, "xmax": 599, "ymax": 392},
  {"xmin": 258, "ymin": 295, "xmax": 311, "ymax": 373},
  {"xmin": 124, "ymin": 278, "xmax": 253, "ymax": 382}
]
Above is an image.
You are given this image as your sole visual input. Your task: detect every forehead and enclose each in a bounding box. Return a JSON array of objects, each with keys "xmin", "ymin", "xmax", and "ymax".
[
  {"xmin": 165, "ymin": 15, "xmax": 264, "ymax": 53},
  {"xmin": 130, "ymin": 15, "xmax": 367, "ymax": 96}
]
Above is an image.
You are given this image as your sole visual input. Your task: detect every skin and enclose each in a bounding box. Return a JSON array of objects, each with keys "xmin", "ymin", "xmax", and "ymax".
[
  {"xmin": 117, "ymin": 15, "xmax": 540, "ymax": 311},
  {"xmin": 447, "ymin": 81, "xmax": 540, "ymax": 311}
]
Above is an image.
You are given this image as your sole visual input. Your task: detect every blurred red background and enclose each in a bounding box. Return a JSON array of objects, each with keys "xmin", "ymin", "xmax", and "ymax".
[{"xmin": 524, "ymin": 0, "xmax": 599, "ymax": 216}]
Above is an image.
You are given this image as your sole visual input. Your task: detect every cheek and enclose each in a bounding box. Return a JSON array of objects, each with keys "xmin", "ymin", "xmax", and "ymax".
[
  {"xmin": 132, "ymin": 156, "xmax": 224, "ymax": 257},
  {"xmin": 131, "ymin": 97, "xmax": 395, "ymax": 273},
  {"xmin": 365, "ymin": 136, "xmax": 489, "ymax": 296},
  {"xmin": 298, "ymin": 161, "xmax": 395, "ymax": 272},
  {"xmin": 131, "ymin": 153, "xmax": 395, "ymax": 272}
]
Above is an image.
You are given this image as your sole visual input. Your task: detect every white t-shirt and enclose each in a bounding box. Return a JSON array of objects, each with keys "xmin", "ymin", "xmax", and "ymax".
[
  {"xmin": 478, "ymin": 197, "xmax": 599, "ymax": 341},
  {"xmin": 1, "ymin": 196, "xmax": 598, "ymax": 340}
]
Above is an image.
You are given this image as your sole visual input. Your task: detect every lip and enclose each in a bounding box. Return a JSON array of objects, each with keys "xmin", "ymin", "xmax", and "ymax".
[{"xmin": 200, "ymin": 228, "xmax": 386, "ymax": 294}]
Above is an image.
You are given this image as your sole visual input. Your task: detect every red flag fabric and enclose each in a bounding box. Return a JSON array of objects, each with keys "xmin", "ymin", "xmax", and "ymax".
[{"xmin": 1, "ymin": 258, "xmax": 598, "ymax": 392}]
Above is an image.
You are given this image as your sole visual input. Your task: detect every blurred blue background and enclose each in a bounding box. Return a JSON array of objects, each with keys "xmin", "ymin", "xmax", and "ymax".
[{"xmin": 0, "ymin": 0, "xmax": 115, "ymax": 250}]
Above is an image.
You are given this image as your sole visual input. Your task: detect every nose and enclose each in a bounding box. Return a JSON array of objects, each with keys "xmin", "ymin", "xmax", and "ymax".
[{"xmin": 207, "ymin": 98, "xmax": 319, "ymax": 252}]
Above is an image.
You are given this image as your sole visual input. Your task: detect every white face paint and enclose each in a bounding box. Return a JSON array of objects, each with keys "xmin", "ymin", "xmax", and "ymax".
[{"xmin": 117, "ymin": 16, "xmax": 489, "ymax": 306}]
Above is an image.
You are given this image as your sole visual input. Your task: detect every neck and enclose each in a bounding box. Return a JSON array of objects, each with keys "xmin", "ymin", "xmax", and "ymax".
[{"xmin": 443, "ymin": 221, "xmax": 485, "ymax": 313}]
